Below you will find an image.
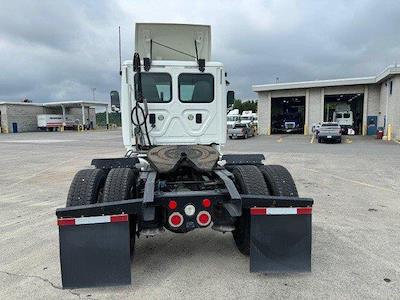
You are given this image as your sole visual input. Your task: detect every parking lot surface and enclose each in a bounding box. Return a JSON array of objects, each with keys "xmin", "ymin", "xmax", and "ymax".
[{"xmin": 0, "ymin": 130, "xmax": 399, "ymax": 299}]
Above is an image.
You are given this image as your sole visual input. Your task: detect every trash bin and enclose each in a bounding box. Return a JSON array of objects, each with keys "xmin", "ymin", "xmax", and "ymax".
[{"xmin": 376, "ymin": 127, "xmax": 384, "ymax": 139}]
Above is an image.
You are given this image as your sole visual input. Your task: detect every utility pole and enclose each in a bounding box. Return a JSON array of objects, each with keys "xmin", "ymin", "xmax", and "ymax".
[{"xmin": 92, "ymin": 88, "xmax": 96, "ymax": 101}]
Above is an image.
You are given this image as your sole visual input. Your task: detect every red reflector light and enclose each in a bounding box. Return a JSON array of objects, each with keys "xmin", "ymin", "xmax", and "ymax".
[
  {"xmin": 110, "ymin": 214, "xmax": 129, "ymax": 223},
  {"xmin": 168, "ymin": 200, "xmax": 177, "ymax": 210},
  {"xmin": 57, "ymin": 218, "xmax": 75, "ymax": 226},
  {"xmin": 197, "ymin": 211, "xmax": 211, "ymax": 226},
  {"xmin": 169, "ymin": 212, "xmax": 183, "ymax": 227},
  {"xmin": 202, "ymin": 198, "xmax": 211, "ymax": 208}
]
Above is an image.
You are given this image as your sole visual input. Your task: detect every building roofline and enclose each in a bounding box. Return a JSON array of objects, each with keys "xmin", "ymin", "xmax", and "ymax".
[
  {"xmin": 0, "ymin": 100, "xmax": 109, "ymax": 107},
  {"xmin": 252, "ymin": 64, "xmax": 400, "ymax": 92}
]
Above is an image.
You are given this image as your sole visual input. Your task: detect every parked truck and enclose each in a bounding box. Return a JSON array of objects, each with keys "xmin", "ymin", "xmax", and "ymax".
[
  {"xmin": 37, "ymin": 114, "xmax": 76, "ymax": 131},
  {"xmin": 333, "ymin": 103, "xmax": 353, "ymax": 134},
  {"xmin": 227, "ymin": 109, "xmax": 241, "ymax": 129},
  {"xmin": 56, "ymin": 23, "xmax": 313, "ymax": 288}
]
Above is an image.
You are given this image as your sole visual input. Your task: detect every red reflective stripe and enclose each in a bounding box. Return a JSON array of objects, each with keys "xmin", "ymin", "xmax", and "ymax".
[
  {"xmin": 57, "ymin": 218, "xmax": 75, "ymax": 226},
  {"xmin": 297, "ymin": 207, "xmax": 312, "ymax": 215},
  {"xmin": 110, "ymin": 214, "xmax": 128, "ymax": 223},
  {"xmin": 250, "ymin": 207, "xmax": 267, "ymax": 215}
]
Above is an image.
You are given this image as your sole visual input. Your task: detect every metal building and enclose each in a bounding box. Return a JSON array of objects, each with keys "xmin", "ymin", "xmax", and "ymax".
[
  {"xmin": 0, "ymin": 100, "xmax": 109, "ymax": 133},
  {"xmin": 253, "ymin": 65, "xmax": 400, "ymax": 140}
]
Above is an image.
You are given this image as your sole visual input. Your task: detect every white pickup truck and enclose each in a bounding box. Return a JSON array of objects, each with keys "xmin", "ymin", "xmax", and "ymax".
[{"xmin": 317, "ymin": 122, "xmax": 342, "ymax": 143}]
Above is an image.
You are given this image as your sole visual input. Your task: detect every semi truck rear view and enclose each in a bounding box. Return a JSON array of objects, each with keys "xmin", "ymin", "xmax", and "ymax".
[{"xmin": 56, "ymin": 23, "xmax": 313, "ymax": 288}]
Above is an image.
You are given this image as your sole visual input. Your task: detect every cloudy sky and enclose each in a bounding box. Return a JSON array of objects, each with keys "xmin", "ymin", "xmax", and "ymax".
[{"xmin": 0, "ymin": 0, "xmax": 399, "ymax": 102}]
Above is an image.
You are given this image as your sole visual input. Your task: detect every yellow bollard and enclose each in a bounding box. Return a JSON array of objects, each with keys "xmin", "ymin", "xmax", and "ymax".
[
  {"xmin": 387, "ymin": 124, "xmax": 392, "ymax": 141},
  {"xmin": 304, "ymin": 124, "xmax": 308, "ymax": 135}
]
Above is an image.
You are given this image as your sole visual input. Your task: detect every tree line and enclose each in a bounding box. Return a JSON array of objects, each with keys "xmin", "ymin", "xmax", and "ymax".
[{"xmin": 232, "ymin": 100, "xmax": 257, "ymax": 113}]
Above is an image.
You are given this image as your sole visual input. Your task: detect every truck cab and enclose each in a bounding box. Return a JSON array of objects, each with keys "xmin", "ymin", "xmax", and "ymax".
[{"xmin": 120, "ymin": 23, "xmax": 226, "ymax": 149}]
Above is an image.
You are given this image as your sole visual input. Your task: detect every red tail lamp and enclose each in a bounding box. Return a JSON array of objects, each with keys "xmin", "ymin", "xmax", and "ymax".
[
  {"xmin": 197, "ymin": 211, "xmax": 211, "ymax": 226},
  {"xmin": 169, "ymin": 212, "xmax": 183, "ymax": 227},
  {"xmin": 202, "ymin": 198, "xmax": 211, "ymax": 208},
  {"xmin": 168, "ymin": 200, "xmax": 177, "ymax": 210}
]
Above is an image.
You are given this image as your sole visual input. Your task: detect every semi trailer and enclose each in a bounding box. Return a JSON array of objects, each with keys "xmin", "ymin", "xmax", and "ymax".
[{"xmin": 56, "ymin": 23, "xmax": 313, "ymax": 288}]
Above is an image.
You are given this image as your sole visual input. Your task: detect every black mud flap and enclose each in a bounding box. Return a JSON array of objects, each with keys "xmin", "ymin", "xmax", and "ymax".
[
  {"xmin": 58, "ymin": 214, "xmax": 131, "ymax": 288},
  {"xmin": 250, "ymin": 207, "xmax": 312, "ymax": 273}
]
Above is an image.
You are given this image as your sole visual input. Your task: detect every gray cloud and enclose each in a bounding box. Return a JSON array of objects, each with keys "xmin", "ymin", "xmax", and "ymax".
[{"xmin": 0, "ymin": 0, "xmax": 399, "ymax": 102}]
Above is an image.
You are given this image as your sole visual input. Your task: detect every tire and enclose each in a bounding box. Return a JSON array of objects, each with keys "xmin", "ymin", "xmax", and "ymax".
[
  {"xmin": 66, "ymin": 169, "xmax": 106, "ymax": 207},
  {"xmin": 231, "ymin": 165, "xmax": 269, "ymax": 255},
  {"xmin": 103, "ymin": 168, "xmax": 138, "ymax": 202},
  {"xmin": 229, "ymin": 136, "xmax": 232, "ymax": 139},
  {"xmin": 258, "ymin": 165, "xmax": 298, "ymax": 197}
]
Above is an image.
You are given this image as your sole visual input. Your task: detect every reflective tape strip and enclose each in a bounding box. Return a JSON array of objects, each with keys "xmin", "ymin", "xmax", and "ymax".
[
  {"xmin": 57, "ymin": 214, "xmax": 128, "ymax": 226},
  {"xmin": 250, "ymin": 207, "xmax": 312, "ymax": 216}
]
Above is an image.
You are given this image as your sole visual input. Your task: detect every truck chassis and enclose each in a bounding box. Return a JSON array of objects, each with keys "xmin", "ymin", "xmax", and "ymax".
[{"xmin": 56, "ymin": 149, "xmax": 313, "ymax": 288}]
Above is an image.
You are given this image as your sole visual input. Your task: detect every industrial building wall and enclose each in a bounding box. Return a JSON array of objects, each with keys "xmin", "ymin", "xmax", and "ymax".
[
  {"xmin": 391, "ymin": 76, "xmax": 400, "ymax": 139},
  {"xmin": 367, "ymin": 84, "xmax": 380, "ymax": 116},
  {"xmin": 308, "ymin": 88, "xmax": 323, "ymax": 133},
  {"xmin": 0, "ymin": 105, "xmax": 8, "ymax": 133},
  {"xmin": 257, "ymin": 92, "xmax": 271, "ymax": 135},
  {"xmin": 5, "ymin": 104, "xmax": 46, "ymax": 132}
]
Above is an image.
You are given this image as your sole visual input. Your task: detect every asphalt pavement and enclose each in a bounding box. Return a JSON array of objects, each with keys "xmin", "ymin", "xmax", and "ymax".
[{"xmin": 0, "ymin": 130, "xmax": 399, "ymax": 299}]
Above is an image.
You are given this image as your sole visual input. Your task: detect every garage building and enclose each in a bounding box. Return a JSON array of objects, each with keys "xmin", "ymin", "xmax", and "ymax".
[
  {"xmin": 0, "ymin": 100, "xmax": 109, "ymax": 133},
  {"xmin": 253, "ymin": 65, "xmax": 400, "ymax": 139}
]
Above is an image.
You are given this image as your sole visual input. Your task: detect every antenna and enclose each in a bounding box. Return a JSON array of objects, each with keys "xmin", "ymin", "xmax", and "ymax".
[{"xmin": 119, "ymin": 26, "xmax": 122, "ymax": 76}]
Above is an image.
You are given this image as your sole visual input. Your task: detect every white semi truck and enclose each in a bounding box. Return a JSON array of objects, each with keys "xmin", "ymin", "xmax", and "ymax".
[
  {"xmin": 56, "ymin": 23, "xmax": 313, "ymax": 288},
  {"xmin": 227, "ymin": 108, "xmax": 241, "ymax": 129},
  {"xmin": 333, "ymin": 103, "xmax": 354, "ymax": 134}
]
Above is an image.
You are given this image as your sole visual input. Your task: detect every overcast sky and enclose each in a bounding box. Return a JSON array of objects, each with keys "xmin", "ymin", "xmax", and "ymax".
[{"xmin": 0, "ymin": 0, "xmax": 399, "ymax": 103}]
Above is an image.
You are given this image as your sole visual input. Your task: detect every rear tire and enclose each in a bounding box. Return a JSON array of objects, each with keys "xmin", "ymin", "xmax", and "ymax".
[
  {"xmin": 66, "ymin": 169, "xmax": 106, "ymax": 207},
  {"xmin": 231, "ymin": 165, "xmax": 269, "ymax": 255},
  {"xmin": 103, "ymin": 168, "xmax": 138, "ymax": 202},
  {"xmin": 103, "ymin": 168, "xmax": 138, "ymax": 255},
  {"xmin": 258, "ymin": 165, "xmax": 298, "ymax": 197}
]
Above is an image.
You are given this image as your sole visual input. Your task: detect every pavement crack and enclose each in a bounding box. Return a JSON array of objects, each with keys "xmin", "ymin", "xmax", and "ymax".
[{"xmin": 0, "ymin": 270, "xmax": 95, "ymax": 299}]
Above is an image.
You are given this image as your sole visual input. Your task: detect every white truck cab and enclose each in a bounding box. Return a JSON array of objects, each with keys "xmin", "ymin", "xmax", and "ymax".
[
  {"xmin": 120, "ymin": 24, "xmax": 227, "ymax": 149},
  {"xmin": 227, "ymin": 109, "xmax": 241, "ymax": 129},
  {"xmin": 240, "ymin": 110, "xmax": 254, "ymax": 125}
]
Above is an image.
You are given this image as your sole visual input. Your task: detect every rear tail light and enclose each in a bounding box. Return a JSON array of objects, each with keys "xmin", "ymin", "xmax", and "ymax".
[
  {"xmin": 169, "ymin": 212, "xmax": 183, "ymax": 228},
  {"xmin": 202, "ymin": 198, "xmax": 211, "ymax": 208},
  {"xmin": 197, "ymin": 211, "xmax": 211, "ymax": 227},
  {"xmin": 168, "ymin": 200, "xmax": 177, "ymax": 210}
]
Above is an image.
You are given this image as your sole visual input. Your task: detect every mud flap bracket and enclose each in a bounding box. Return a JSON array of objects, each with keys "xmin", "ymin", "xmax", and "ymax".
[
  {"xmin": 250, "ymin": 207, "xmax": 312, "ymax": 273},
  {"xmin": 58, "ymin": 214, "xmax": 131, "ymax": 288}
]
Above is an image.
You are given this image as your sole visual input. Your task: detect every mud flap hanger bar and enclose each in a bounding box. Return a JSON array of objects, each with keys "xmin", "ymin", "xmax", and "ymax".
[{"xmin": 56, "ymin": 193, "xmax": 312, "ymax": 218}]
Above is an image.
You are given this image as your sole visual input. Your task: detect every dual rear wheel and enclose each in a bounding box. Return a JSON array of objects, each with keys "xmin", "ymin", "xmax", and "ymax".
[
  {"xmin": 230, "ymin": 164, "xmax": 298, "ymax": 255},
  {"xmin": 66, "ymin": 168, "xmax": 138, "ymax": 207}
]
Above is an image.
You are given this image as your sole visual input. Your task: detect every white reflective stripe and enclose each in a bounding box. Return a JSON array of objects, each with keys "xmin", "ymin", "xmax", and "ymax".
[
  {"xmin": 75, "ymin": 215, "xmax": 111, "ymax": 225},
  {"xmin": 266, "ymin": 207, "xmax": 298, "ymax": 215}
]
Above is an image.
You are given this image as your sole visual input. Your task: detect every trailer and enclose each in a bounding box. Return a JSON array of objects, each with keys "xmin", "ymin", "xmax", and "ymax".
[
  {"xmin": 56, "ymin": 23, "xmax": 313, "ymax": 288},
  {"xmin": 37, "ymin": 114, "xmax": 76, "ymax": 131}
]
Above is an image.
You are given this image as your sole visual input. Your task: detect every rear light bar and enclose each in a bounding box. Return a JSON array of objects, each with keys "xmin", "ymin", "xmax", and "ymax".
[{"xmin": 57, "ymin": 214, "xmax": 128, "ymax": 226}]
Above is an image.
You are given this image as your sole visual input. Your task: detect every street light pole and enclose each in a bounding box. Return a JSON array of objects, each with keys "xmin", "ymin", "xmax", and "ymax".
[{"xmin": 92, "ymin": 88, "xmax": 96, "ymax": 101}]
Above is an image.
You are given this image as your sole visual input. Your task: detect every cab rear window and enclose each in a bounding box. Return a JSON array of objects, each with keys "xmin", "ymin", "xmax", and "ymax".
[
  {"xmin": 178, "ymin": 74, "xmax": 214, "ymax": 103},
  {"xmin": 134, "ymin": 73, "xmax": 172, "ymax": 103}
]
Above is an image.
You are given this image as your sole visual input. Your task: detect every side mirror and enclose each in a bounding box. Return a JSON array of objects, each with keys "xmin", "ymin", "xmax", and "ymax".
[
  {"xmin": 110, "ymin": 90, "xmax": 120, "ymax": 112},
  {"xmin": 227, "ymin": 90, "xmax": 235, "ymax": 107}
]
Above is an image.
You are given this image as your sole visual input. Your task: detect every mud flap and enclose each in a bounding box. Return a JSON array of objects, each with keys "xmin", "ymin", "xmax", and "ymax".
[
  {"xmin": 250, "ymin": 207, "xmax": 312, "ymax": 273},
  {"xmin": 58, "ymin": 214, "xmax": 131, "ymax": 288}
]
